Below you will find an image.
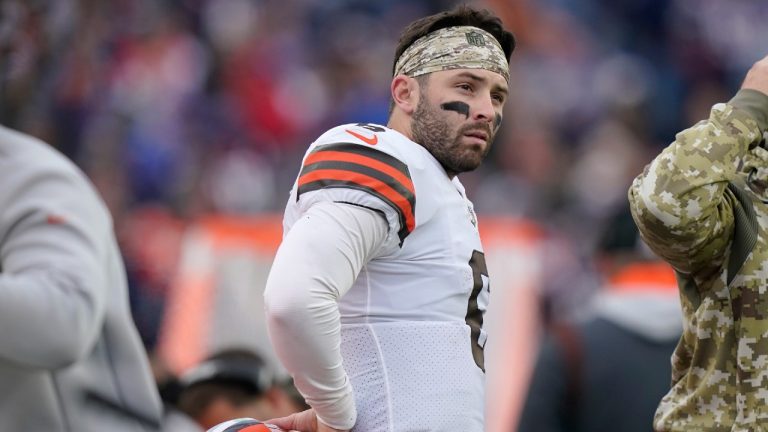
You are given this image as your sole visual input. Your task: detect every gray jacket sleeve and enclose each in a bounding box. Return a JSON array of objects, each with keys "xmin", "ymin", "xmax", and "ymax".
[{"xmin": 0, "ymin": 159, "xmax": 110, "ymax": 369}]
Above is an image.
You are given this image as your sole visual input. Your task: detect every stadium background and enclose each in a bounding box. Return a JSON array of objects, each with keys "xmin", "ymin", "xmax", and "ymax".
[{"xmin": 1, "ymin": 0, "xmax": 767, "ymax": 428}]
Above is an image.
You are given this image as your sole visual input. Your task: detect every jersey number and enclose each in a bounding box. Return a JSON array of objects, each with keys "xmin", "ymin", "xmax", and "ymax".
[
  {"xmin": 466, "ymin": 250, "xmax": 488, "ymax": 371},
  {"xmin": 355, "ymin": 123, "xmax": 386, "ymax": 132}
]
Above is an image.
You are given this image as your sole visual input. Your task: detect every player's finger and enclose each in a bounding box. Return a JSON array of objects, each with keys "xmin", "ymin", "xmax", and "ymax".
[{"xmin": 265, "ymin": 415, "xmax": 295, "ymax": 429}]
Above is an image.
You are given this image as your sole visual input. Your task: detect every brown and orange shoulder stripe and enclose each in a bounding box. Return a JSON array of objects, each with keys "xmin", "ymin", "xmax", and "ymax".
[{"xmin": 297, "ymin": 142, "xmax": 415, "ymax": 244}]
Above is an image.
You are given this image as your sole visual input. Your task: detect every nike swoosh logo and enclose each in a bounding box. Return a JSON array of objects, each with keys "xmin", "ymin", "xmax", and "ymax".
[{"xmin": 346, "ymin": 129, "xmax": 378, "ymax": 145}]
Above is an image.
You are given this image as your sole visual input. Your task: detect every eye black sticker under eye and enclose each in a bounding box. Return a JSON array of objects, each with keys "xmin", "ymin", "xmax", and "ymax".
[
  {"xmin": 441, "ymin": 101, "xmax": 470, "ymax": 118},
  {"xmin": 494, "ymin": 114, "xmax": 502, "ymax": 129}
]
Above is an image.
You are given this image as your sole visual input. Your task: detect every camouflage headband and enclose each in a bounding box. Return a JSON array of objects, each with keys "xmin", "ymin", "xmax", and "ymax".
[{"xmin": 394, "ymin": 26, "xmax": 509, "ymax": 82}]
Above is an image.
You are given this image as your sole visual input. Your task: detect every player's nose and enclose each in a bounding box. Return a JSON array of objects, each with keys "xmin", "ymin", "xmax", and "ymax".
[{"xmin": 472, "ymin": 94, "xmax": 495, "ymax": 124}]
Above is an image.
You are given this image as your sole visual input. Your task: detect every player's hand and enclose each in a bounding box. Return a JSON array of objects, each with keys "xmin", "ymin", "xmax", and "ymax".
[
  {"xmin": 266, "ymin": 409, "xmax": 349, "ymax": 432},
  {"xmin": 742, "ymin": 54, "xmax": 768, "ymax": 96}
]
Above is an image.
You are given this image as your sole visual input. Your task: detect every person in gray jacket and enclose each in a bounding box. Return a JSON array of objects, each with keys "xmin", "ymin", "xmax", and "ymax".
[
  {"xmin": 0, "ymin": 124, "xmax": 163, "ymax": 430},
  {"xmin": 518, "ymin": 207, "xmax": 682, "ymax": 432}
]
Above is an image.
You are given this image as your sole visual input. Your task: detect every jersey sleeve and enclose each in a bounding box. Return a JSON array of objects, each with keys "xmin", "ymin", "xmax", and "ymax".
[
  {"xmin": 264, "ymin": 202, "xmax": 390, "ymax": 429},
  {"xmin": 296, "ymin": 140, "xmax": 415, "ymax": 247}
]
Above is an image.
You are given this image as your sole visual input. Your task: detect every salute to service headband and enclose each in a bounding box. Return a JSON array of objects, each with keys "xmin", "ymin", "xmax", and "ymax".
[{"xmin": 394, "ymin": 26, "xmax": 510, "ymax": 82}]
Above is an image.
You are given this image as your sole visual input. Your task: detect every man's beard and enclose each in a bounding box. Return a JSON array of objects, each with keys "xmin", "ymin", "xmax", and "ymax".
[{"xmin": 411, "ymin": 97, "xmax": 492, "ymax": 175}]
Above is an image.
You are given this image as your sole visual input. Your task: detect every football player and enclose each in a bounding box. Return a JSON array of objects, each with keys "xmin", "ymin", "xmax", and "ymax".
[{"xmin": 263, "ymin": 5, "xmax": 515, "ymax": 432}]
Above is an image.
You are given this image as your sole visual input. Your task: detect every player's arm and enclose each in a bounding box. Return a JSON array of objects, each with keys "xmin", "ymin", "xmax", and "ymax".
[
  {"xmin": 264, "ymin": 200, "xmax": 390, "ymax": 430},
  {"xmin": 628, "ymin": 58, "xmax": 768, "ymax": 273},
  {"xmin": 0, "ymin": 164, "xmax": 108, "ymax": 368}
]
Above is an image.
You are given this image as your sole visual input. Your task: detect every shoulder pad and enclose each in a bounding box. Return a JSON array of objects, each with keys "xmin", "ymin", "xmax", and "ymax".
[{"xmin": 298, "ymin": 136, "xmax": 415, "ymax": 243}]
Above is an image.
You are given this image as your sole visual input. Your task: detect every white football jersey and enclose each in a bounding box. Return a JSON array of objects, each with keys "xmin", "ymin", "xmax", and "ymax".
[{"xmin": 284, "ymin": 123, "xmax": 489, "ymax": 431}]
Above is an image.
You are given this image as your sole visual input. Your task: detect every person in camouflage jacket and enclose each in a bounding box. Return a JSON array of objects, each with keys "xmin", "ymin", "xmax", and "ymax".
[{"xmin": 629, "ymin": 55, "xmax": 768, "ymax": 431}]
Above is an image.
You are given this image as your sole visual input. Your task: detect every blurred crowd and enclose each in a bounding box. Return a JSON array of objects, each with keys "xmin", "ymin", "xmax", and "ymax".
[{"xmin": 1, "ymin": 0, "xmax": 767, "ymax": 426}]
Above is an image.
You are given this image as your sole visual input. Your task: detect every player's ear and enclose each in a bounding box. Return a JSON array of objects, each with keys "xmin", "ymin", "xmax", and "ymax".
[{"xmin": 391, "ymin": 75, "xmax": 418, "ymax": 115}]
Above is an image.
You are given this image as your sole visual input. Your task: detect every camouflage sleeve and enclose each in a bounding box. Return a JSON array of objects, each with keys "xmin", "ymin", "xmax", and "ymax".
[{"xmin": 629, "ymin": 89, "xmax": 768, "ymax": 273}]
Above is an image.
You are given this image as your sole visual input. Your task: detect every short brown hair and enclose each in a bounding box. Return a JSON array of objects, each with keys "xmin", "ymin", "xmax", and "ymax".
[{"xmin": 391, "ymin": 5, "xmax": 516, "ymax": 76}]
